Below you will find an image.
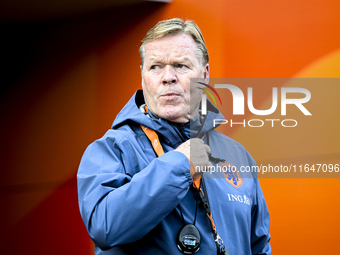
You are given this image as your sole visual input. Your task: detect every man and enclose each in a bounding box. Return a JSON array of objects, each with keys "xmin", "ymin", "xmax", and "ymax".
[{"xmin": 77, "ymin": 18, "xmax": 271, "ymax": 255}]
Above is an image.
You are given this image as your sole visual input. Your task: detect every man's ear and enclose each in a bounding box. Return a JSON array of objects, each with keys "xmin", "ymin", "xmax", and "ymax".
[
  {"xmin": 201, "ymin": 64, "xmax": 210, "ymax": 85},
  {"xmin": 204, "ymin": 64, "xmax": 210, "ymax": 79}
]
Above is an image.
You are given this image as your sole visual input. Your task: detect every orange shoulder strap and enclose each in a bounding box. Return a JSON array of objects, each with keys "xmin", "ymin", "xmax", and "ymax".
[{"xmin": 140, "ymin": 124, "xmax": 165, "ymax": 157}]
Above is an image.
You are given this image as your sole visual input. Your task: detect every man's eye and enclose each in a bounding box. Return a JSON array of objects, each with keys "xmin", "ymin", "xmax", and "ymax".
[
  {"xmin": 177, "ymin": 64, "xmax": 186, "ymax": 68},
  {"xmin": 150, "ymin": 65, "xmax": 160, "ymax": 70}
]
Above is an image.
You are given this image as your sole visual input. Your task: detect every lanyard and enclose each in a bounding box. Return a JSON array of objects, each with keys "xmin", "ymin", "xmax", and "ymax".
[{"xmin": 140, "ymin": 124, "xmax": 228, "ymax": 255}]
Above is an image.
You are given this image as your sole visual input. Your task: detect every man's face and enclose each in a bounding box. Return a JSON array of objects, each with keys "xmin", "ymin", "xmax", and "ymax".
[{"xmin": 141, "ymin": 33, "xmax": 209, "ymax": 124}]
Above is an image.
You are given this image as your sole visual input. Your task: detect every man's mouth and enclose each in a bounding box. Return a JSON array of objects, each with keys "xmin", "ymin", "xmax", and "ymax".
[{"xmin": 161, "ymin": 93, "xmax": 181, "ymax": 99}]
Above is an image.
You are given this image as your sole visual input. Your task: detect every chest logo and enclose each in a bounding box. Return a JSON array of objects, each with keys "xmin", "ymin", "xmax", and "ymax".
[{"xmin": 220, "ymin": 162, "xmax": 243, "ymax": 189}]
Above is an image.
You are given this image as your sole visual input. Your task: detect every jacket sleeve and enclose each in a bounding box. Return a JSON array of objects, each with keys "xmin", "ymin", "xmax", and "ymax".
[
  {"xmin": 77, "ymin": 132, "xmax": 192, "ymax": 250},
  {"xmin": 244, "ymin": 151, "xmax": 271, "ymax": 255},
  {"xmin": 250, "ymin": 178, "xmax": 271, "ymax": 255}
]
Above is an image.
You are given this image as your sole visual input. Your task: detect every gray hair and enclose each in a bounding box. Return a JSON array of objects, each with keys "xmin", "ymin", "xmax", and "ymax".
[{"xmin": 139, "ymin": 18, "xmax": 209, "ymax": 68}]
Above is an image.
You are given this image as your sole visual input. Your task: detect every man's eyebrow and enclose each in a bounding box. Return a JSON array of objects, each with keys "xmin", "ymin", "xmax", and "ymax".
[
  {"xmin": 175, "ymin": 58, "xmax": 193, "ymax": 65},
  {"xmin": 146, "ymin": 56, "xmax": 193, "ymax": 66}
]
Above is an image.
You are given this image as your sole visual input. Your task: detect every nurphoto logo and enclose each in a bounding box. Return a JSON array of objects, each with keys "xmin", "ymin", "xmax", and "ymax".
[{"xmin": 197, "ymin": 79, "xmax": 312, "ymax": 128}]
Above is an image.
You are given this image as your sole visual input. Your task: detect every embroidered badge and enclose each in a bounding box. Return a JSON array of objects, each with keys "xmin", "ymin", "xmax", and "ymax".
[{"xmin": 220, "ymin": 162, "xmax": 243, "ymax": 189}]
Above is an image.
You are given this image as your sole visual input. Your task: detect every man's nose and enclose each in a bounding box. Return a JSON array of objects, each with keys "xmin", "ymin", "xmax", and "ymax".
[{"xmin": 162, "ymin": 66, "xmax": 177, "ymax": 85}]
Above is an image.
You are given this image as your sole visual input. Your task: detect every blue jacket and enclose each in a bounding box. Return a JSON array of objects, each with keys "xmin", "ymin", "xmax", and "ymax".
[{"xmin": 77, "ymin": 90, "xmax": 271, "ymax": 255}]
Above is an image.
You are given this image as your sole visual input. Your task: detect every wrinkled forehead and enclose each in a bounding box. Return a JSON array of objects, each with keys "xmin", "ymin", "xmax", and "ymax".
[{"xmin": 144, "ymin": 33, "xmax": 199, "ymax": 60}]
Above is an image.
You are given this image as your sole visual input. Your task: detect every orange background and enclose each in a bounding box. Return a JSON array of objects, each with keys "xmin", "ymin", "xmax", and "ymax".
[{"xmin": 0, "ymin": 0, "xmax": 340, "ymax": 254}]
